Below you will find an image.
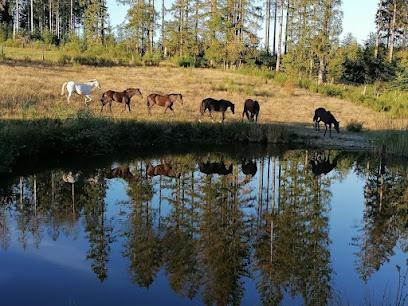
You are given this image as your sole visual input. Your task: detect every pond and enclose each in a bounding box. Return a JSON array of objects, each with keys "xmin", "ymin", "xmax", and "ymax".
[{"xmin": 0, "ymin": 145, "xmax": 407, "ymax": 306}]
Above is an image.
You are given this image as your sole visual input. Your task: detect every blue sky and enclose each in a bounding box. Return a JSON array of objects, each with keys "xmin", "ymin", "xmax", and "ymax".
[{"xmin": 106, "ymin": 0, "xmax": 378, "ymax": 44}]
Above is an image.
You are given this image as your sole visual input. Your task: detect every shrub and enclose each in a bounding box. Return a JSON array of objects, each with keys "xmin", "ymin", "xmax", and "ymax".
[
  {"xmin": 346, "ymin": 121, "xmax": 363, "ymax": 132},
  {"xmin": 57, "ymin": 53, "xmax": 71, "ymax": 65}
]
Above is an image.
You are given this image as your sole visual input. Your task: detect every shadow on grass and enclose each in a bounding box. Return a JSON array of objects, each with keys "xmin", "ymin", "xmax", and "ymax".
[{"xmin": 0, "ymin": 118, "xmax": 288, "ymax": 172}]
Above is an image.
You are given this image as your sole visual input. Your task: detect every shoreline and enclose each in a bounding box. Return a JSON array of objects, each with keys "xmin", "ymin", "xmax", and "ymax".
[{"xmin": 0, "ymin": 118, "xmax": 403, "ymax": 173}]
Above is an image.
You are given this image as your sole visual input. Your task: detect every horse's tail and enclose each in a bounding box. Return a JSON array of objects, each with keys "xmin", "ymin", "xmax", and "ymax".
[
  {"xmin": 313, "ymin": 113, "xmax": 318, "ymax": 122},
  {"xmin": 200, "ymin": 100, "xmax": 206, "ymax": 115},
  {"xmin": 61, "ymin": 82, "xmax": 68, "ymax": 95},
  {"xmin": 146, "ymin": 96, "xmax": 150, "ymax": 107}
]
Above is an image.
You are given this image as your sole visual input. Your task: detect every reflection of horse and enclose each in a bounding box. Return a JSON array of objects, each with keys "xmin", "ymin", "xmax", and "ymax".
[
  {"xmin": 100, "ymin": 88, "xmax": 143, "ymax": 113},
  {"xmin": 61, "ymin": 79, "xmax": 101, "ymax": 104},
  {"xmin": 146, "ymin": 162, "xmax": 181, "ymax": 178},
  {"xmin": 105, "ymin": 165, "xmax": 141, "ymax": 182},
  {"xmin": 241, "ymin": 160, "xmax": 257, "ymax": 176},
  {"xmin": 242, "ymin": 99, "xmax": 260, "ymax": 122},
  {"xmin": 62, "ymin": 171, "xmax": 81, "ymax": 183},
  {"xmin": 310, "ymin": 151, "xmax": 339, "ymax": 176},
  {"xmin": 200, "ymin": 98, "xmax": 235, "ymax": 122},
  {"xmin": 199, "ymin": 160, "xmax": 233, "ymax": 175},
  {"xmin": 313, "ymin": 107, "xmax": 340, "ymax": 137},
  {"xmin": 146, "ymin": 93, "xmax": 183, "ymax": 116}
]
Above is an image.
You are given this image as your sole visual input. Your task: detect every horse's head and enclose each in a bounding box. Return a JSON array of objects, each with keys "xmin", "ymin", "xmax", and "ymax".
[
  {"xmin": 92, "ymin": 79, "xmax": 101, "ymax": 90},
  {"xmin": 178, "ymin": 94, "xmax": 184, "ymax": 104},
  {"xmin": 135, "ymin": 88, "xmax": 143, "ymax": 98},
  {"xmin": 334, "ymin": 120, "xmax": 340, "ymax": 133},
  {"xmin": 231, "ymin": 103, "xmax": 235, "ymax": 114}
]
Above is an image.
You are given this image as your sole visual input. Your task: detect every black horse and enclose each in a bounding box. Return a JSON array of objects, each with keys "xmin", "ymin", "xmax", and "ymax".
[
  {"xmin": 310, "ymin": 151, "xmax": 339, "ymax": 176},
  {"xmin": 241, "ymin": 160, "xmax": 257, "ymax": 176},
  {"xmin": 199, "ymin": 160, "xmax": 233, "ymax": 175},
  {"xmin": 313, "ymin": 107, "xmax": 340, "ymax": 137},
  {"xmin": 200, "ymin": 98, "xmax": 235, "ymax": 122},
  {"xmin": 242, "ymin": 99, "xmax": 260, "ymax": 122}
]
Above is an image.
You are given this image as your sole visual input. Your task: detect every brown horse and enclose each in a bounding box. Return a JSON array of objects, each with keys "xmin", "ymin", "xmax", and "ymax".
[
  {"xmin": 242, "ymin": 99, "xmax": 260, "ymax": 122},
  {"xmin": 100, "ymin": 88, "xmax": 143, "ymax": 114},
  {"xmin": 105, "ymin": 164, "xmax": 141, "ymax": 183},
  {"xmin": 146, "ymin": 161, "xmax": 181, "ymax": 178},
  {"xmin": 313, "ymin": 107, "xmax": 340, "ymax": 137},
  {"xmin": 200, "ymin": 98, "xmax": 235, "ymax": 122},
  {"xmin": 146, "ymin": 93, "xmax": 183, "ymax": 116}
]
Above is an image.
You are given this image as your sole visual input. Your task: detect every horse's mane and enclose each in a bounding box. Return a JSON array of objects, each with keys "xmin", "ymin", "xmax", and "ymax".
[{"xmin": 86, "ymin": 79, "xmax": 98, "ymax": 83}]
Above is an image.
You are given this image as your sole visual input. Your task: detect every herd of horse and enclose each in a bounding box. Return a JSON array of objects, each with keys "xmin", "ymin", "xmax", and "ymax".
[{"xmin": 61, "ymin": 79, "xmax": 340, "ymax": 136}]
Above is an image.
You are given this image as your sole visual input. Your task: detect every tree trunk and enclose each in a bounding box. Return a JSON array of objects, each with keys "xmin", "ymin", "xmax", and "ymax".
[
  {"xmin": 273, "ymin": 0, "xmax": 277, "ymax": 54},
  {"xmin": 275, "ymin": 0, "xmax": 284, "ymax": 72},
  {"xmin": 318, "ymin": 55, "xmax": 326, "ymax": 85},
  {"xmin": 162, "ymin": 0, "xmax": 165, "ymax": 50},
  {"xmin": 264, "ymin": 0, "xmax": 271, "ymax": 52},
  {"xmin": 30, "ymin": 0, "xmax": 33, "ymax": 33},
  {"xmin": 374, "ymin": 0, "xmax": 383, "ymax": 59},
  {"xmin": 388, "ymin": 0, "xmax": 397, "ymax": 62},
  {"xmin": 70, "ymin": 0, "xmax": 73, "ymax": 32},
  {"xmin": 284, "ymin": 0, "xmax": 289, "ymax": 54}
]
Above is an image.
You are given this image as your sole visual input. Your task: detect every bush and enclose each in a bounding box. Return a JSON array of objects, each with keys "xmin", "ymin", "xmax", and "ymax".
[
  {"xmin": 346, "ymin": 121, "xmax": 363, "ymax": 132},
  {"xmin": 57, "ymin": 53, "xmax": 71, "ymax": 65}
]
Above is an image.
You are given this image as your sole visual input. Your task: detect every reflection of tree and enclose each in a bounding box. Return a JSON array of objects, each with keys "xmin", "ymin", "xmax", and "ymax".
[
  {"xmin": 82, "ymin": 174, "xmax": 115, "ymax": 283},
  {"xmin": 254, "ymin": 151, "xmax": 333, "ymax": 305},
  {"xmin": 198, "ymin": 167, "xmax": 250, "ymax": 306},
  {"xmin": 122, "ymin": 171, "xmax": 162, "ymax": 288},
  {"xmin": 162, "ymin": 168, "xmax": 202, "ymax": 299},
  {"xmin": 353, "ymin": 158, "xmax": 408, "ymax": 282}
]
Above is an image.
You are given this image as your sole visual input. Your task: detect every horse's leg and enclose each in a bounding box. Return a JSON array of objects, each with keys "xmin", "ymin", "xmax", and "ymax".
[
  {"xmin": 324, "ymin": 123, "xmax": 328, "ymax": 137},
  {"xmin": 222, "ymin": 111, "xmax": 225, "ymax": 123},
  {"xmin": 128, "ymin": 102, "xmax": 132, "ymax": 113},
  {"xmin": 100, "ymin": 102, "xmax": 105, "ymax": 114},
  {"xmin": 67, "ymin": 91, "xmax": 71, "ymax": 104},
  {"xmin": 169, "ymin": 105, "xmax": 175, "ymax": 115},
  {"xmin": 109, "ymin": 101, "xmax": 112, "ymax": 113},
  {"xmin": 329, "ymin": 124, "xmax": 332, "ymax": 137},
  {"xmin": 242, "ymin": 110, "xmax": 245, "ymax": 122},
  {"xmin": 255, "ymin": 112, "xmax": 258, "ymax": 122}
]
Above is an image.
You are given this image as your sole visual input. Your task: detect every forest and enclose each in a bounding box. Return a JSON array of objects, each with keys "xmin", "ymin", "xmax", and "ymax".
[{"xmin": 1, "ymin": 0, "xmax": 408, "ymax": 89}]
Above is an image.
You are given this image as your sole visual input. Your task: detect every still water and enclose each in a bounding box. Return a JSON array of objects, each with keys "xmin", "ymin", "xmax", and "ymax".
[{"xmin": 0, "ymin": 145, "xmax": 407, "ymax": 306}]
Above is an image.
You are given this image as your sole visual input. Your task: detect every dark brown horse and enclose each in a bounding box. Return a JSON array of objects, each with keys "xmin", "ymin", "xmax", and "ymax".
[
  {"xmin": 241, "ymin": 160, "xmax": 257, "ymax": 176},
  {"xmin": 200, "ymin": 98, "xmax": 235, "ymax": 122},
  {"xmin": 100, "ymin": 88, "xmax": 143, "ymax": 113},
  {"xmin": 199, "ymin": 160, "xmax": 233, "ymax": 175},
  {"xmin": 242, "ymin": 99, "xmax": 260, "ymax": 122},
  {"xmin": 146, "ymin": 161, "xmax": 181, "ymax": 178},
  {"xmin": 313, "ymin": 107, "xmax": 340, "ymax": 137},
  {"xmin": 146, "ymin": 93, "xmax": 183, "ymax": 116},
  {"xmin": 310, "ymin": 151, "xmax": 339, "ymax": 176}
]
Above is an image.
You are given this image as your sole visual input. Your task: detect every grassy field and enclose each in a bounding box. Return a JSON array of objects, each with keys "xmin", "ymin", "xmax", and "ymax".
[
  {"xmin": 0, "ymin": 60, "xmax": 407, "ymax": 155},
  {"xmin": 0, "ymin": 61, "xmax": 397, "ymax": 126}
]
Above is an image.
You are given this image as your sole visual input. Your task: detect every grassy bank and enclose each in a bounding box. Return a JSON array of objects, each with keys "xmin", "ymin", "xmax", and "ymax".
[{"xmin": 0, "ymin": 117, "xmax": 288, "ymax": 172}]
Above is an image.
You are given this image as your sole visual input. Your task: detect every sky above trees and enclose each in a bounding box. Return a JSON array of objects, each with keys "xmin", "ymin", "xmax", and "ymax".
[{"xmin": 106, "ymin": 0, "xmax": 378, "ymax": 44}]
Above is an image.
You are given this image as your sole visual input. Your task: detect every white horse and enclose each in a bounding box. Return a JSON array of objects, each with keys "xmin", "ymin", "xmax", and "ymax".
[{"xmin": 61, "ymin": 79, "xmax": 101, "ymax": 104}]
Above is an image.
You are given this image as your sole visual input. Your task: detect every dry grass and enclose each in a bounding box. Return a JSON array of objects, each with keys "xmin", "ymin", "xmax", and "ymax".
[{"xmin": 0, "ymin": 62, "xmax": 406, "ymax": 132}]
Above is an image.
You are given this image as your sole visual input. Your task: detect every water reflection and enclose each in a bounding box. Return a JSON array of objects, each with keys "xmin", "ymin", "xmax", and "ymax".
[{"xmin": 0, "ymin": 148, "xmax": 407, "ymax": 305}]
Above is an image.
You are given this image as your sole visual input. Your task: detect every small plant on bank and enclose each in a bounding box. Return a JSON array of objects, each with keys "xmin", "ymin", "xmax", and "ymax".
[{"xmin": 346, "ymin": 121, "xmax": 363, "ymax": 132}]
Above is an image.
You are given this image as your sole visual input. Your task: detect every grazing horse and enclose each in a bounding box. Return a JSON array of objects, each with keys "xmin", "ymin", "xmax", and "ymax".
[
  {"xmin": 200, "ymin": 98, "xmax": 235, "ymax": 123},
  {"xmin": 310, "ymin": 151, "xmax": 339, "ymax": 176},
  {"xmin": 313, "ymin": 107, "xmax": 340, "ymax": 137},
  {"xmin": 105, "ymin": 164, "xmax": 141, "ymax": 183},
  {"xmin": 199, "ymin": 160, "xmax": 233, "ymax": 175},
  {"xmin": 61, "ymin": 79, "xmax": 101, "ymax": 104},
  {"xmin": 146, "ymin": 161, "xmax": 181, "ymax": 178},
  {"xmin": 100, "ymin": 88, "xmax": 143, "ymax": 113},
  {"xmin": 146, "ymin": 93, "xmax": 183, "ymax": 116},
  {"xmin": 242, "ymin": 99, "xmax": 260, "ymax": 122}
]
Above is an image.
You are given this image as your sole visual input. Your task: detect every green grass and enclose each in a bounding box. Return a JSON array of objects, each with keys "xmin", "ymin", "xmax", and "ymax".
[{"xmin": 0, "ymin": 116, "xmax": 288, "ymax": 172}]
